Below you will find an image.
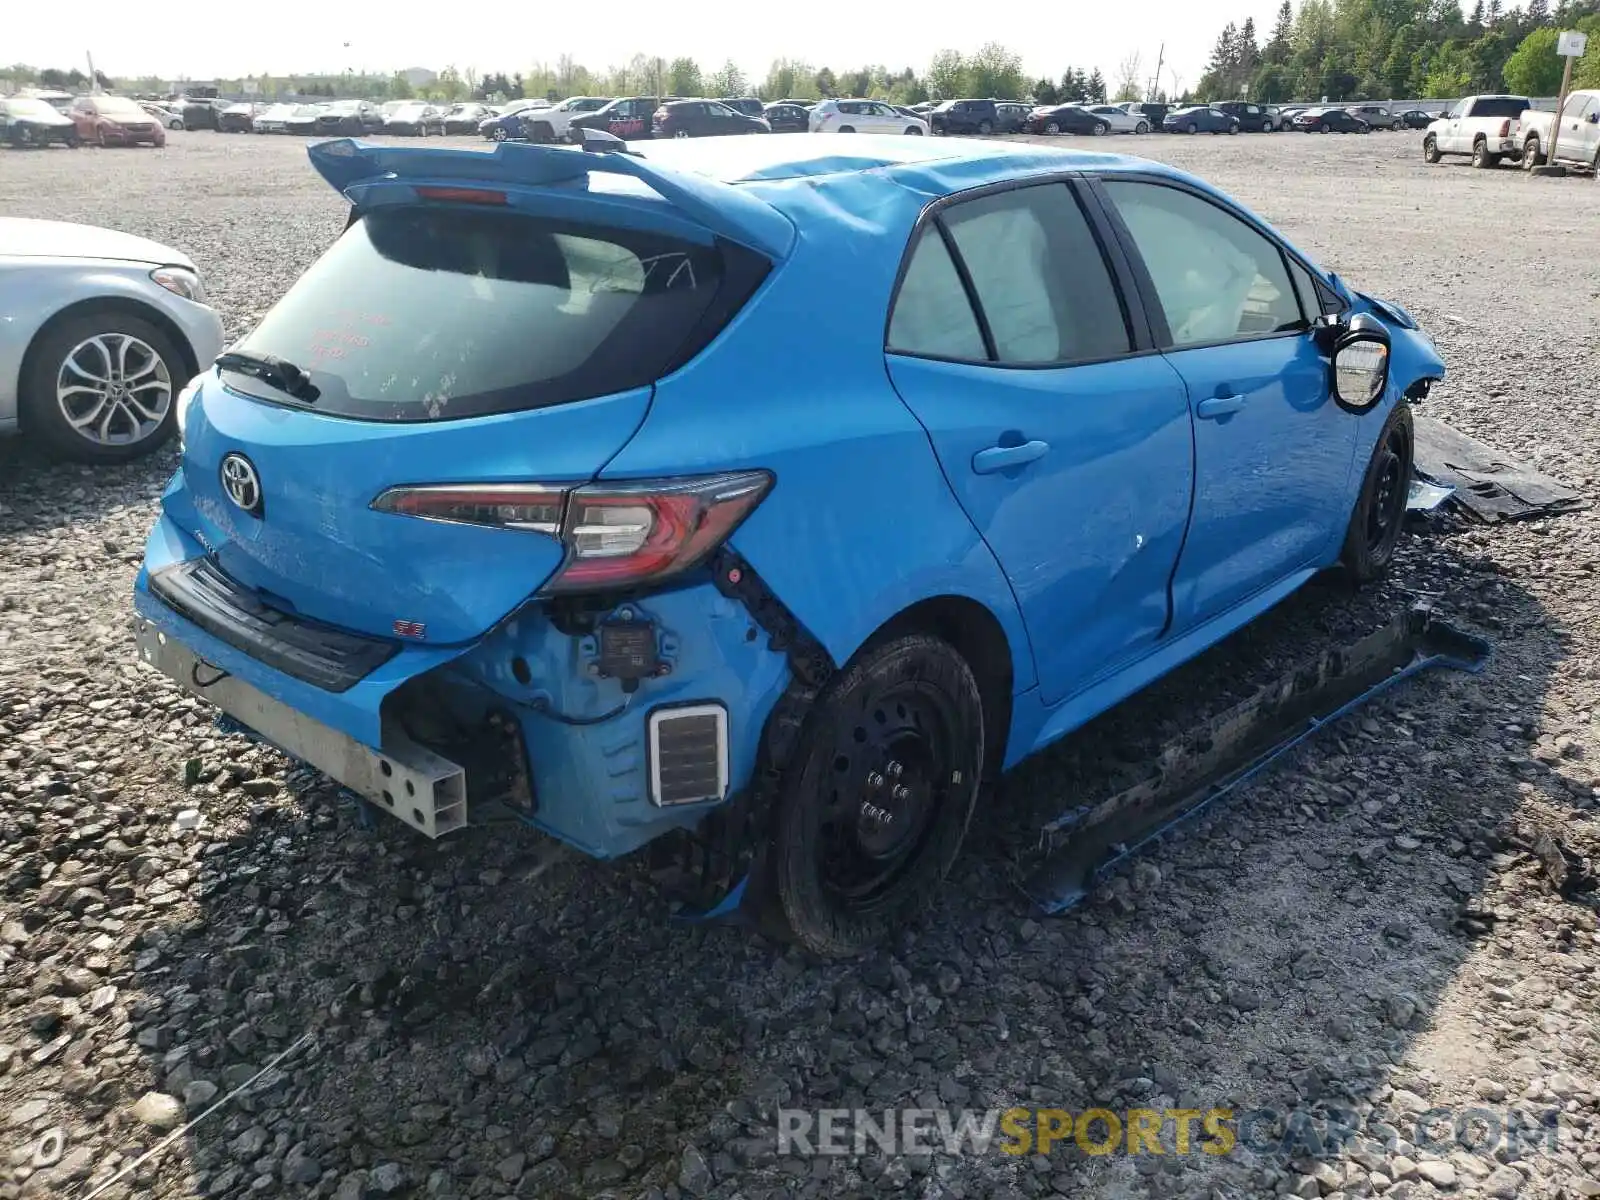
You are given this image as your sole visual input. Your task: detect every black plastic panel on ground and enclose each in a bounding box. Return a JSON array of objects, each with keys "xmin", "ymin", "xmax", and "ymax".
[{"xmin": 149, "ymin": 559, "xmax": 399, "ymax": 693}]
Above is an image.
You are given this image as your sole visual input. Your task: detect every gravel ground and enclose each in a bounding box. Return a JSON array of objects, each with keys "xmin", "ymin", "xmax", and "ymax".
[{"xmin": 2, "ymin": 128, "xmax": 1600, "ymax": 1200}]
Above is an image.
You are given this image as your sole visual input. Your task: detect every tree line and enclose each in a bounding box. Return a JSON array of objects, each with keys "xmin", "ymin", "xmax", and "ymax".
[
  {"xmin": 1195, "ymin": 0, "xmax": 1600, "ymax": 103},
  {"xmin": 0, "ymin": 44, "xmax": 1142, "ymax": 108}
]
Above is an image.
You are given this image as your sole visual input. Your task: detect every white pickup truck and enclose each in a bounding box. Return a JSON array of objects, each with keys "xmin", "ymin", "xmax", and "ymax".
[
  {"xmin": 1518, "ymin": 89, "xmax": 1600, "ymax": 171},
  {"xmin": 1422, "ymin": 94, "xmax": 1533, "ymax": 167},
  {"xmin": 515, "ymin": 96, "xmax": 612, "ymax": 144}
]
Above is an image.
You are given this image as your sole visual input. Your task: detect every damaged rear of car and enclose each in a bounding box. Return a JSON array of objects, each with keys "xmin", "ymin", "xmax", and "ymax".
[{"xmin": 136, "ymin": 134, "xmax": 1451, "ymax": 958}]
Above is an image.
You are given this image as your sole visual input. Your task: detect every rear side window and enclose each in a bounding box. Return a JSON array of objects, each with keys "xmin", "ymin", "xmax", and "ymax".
[
  {"xmin": 1467, "ymin": 97, "xmax": 1528, "ymax": 118},
  {"xmin": 230, "ymin": 206, "xmax": 760, "ymax": 422},
  {"xmin": 941, "ymin": 185, "xmax": 1130, "ymax": 364},
  {"xmin": 887, "ymin": 183, "xmax": 1131, "ymax": 366}
]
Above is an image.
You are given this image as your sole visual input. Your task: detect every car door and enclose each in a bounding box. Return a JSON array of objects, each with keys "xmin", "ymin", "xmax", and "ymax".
[
  {"xmin": 1440, "ymin": 100, "xmax": 1465, "ymax": 152},
  {"xmin": 883, "ymin": 180, "xmax": 1196, "ymax": 706},
  {"xmin": 1555, "ymin": 92, "xmax": 1594, "ymax": 163},
  {"xmin": 872, "ymin": 103, "xmax": 901, "ymax": 132},
  {"xmin": 1095, "ymin": 176, "xmax": 1357, "ymax": 632},
  {"xmin": 1574, "ymin": 94, "xmax": 1600, "ymax": 164}
]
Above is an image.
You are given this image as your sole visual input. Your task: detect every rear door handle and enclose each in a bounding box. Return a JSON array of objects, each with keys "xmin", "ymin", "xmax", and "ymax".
[
  {"xmin": 972, "ymin": 440, "xmax": 1049, "ymax": 474},
  {"xmin": 1196, "ymin": 394, "xmax": 1246, "ymax": 420}
]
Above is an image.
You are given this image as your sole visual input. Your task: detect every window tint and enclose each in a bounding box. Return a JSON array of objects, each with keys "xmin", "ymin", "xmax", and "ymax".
[
  {"xmin": 1102, "ymin": 180, "xmax": 1303, "ymax": 347},
  {"xmin": 887, "ymin": 230, "xmax": 986, "ymax": 361},
  {"xmin": 231, "ymin": 207, "xmax": 743, "ymax": 423},
  {"xmin": 940, "ymin": 184, "xmax": 1130, "ymax": 364},
  {"xmin": 1468, "ymin": 97, "xmax": 1528, "ymax": 118}
]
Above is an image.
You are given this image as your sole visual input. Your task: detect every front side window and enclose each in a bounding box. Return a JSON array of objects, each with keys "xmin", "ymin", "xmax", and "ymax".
[
  {"xmin": 1562, "ymin": 93, "xmax": 1590, "ymax": 118},
  {"xmin": 1101, "ymin": 180, "xmax": 1304, "ymax": 347}
]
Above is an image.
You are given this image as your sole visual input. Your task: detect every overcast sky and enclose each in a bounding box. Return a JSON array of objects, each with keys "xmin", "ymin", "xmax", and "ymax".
[{"xmin": 10, "ymin": 0, "xmax": 1284, "ymax": 93}]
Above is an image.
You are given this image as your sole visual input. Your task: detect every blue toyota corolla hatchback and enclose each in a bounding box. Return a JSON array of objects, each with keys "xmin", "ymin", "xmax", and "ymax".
[{"xmin": 134, "ymin": 133, "xmax": 1443, "ymax": 955}]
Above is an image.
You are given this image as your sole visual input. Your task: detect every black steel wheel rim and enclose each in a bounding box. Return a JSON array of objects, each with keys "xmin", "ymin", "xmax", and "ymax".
[
  {"xmin": 1366, "ymin": 425, "xmax": 1407, "ymax": 552},
  {"xmin": 816, "ymin": 679, "xmax": 957, "ymax": 909}
]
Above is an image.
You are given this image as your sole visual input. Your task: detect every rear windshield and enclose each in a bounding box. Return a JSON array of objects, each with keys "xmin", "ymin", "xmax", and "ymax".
[
  {"xmin": 228, "ymin": 206, "xmax": 756, "ymax": 422},
  {"xmin": 1468, "ymin": 97, "xmax": 1529, "ymax": 118}
]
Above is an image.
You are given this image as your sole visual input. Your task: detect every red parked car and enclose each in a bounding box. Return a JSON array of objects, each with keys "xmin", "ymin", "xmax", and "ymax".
[{"xmin": 69, "ymin": 95, "xmax": 166, "ymax": 148}]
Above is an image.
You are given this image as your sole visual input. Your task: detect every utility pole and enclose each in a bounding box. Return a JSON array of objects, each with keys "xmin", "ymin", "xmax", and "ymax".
[{"xmin": 1149, "ymin": 43, "xmax": 1164, "ymax": 101}]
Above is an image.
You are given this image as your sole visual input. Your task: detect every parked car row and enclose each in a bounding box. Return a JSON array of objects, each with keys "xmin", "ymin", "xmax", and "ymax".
[{"xmin": 0, "ymin": 94, "xmax": 166, "ymax": 148}]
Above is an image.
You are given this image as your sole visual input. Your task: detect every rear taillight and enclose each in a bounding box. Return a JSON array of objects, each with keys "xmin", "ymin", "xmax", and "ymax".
[
  {"xmin": 1497, "ymin": 119, "xmax": 1511, "ymax": 137},
  {"xmin": 372, "ymin": 472, "xmax": 772, "ymax": 594}
]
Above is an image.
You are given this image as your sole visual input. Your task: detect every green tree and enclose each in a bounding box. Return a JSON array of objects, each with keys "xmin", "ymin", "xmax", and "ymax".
[
  {"xmin": 707, "ymin": 59, "xmax": 747, "ymax": 97},
  {"xmin": 1033, "ymin": 77, "xmax": 1060, "ymax": 104},
  {"xmin": 668, "ymin": 57, "xmax": 702, "ymax": 96},
  {"xmin": 926, "ymin": 50, "xmax": 967, "ymax": 99},
  {"xmin": 388, "ymin": 72, "xmax": 414, "ymax": 100}
]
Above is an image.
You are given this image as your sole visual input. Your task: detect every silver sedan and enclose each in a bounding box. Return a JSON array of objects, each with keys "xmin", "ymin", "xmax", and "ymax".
[
  {"xmin": 1085, "ymin": 104, "xmax": 1152, "ymax": 134},
  {"xmin": 0, "ymin": 219, "xmax": 224, "ymax": 463}
]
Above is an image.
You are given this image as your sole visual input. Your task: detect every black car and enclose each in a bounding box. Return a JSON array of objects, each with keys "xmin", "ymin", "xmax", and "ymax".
[
  {"xmin": 763, "ymin": 102, "xmax": 811, "ymax": 133},
  {"xmin": 652, "ymin": 98, "xmax": 770, "ymax": 137},
  {"xmin": 384, "ymin": 102, "xmax": 447, "ymax": 136},
  {"xmin": 180, "ymin": 97, "xmax": 223, "ymax": 130},
  {"xmin": 1162, "ymin": 105, "xmax": 1240, "ymax": 134},
  {"xmin": 1213, "ymin": 101, "xmax": 1279, "ymax": 131},
  {"xmin": 1025, "ymin": 104, "xmax": 1112, "ymax": 136},
  {"xmin": 285, "ymin": 104, "xmax": 326, "ymax": 136},
  {"xmin": 0, "ymin": 97, "xmax": 80, "ymax": 147},
  {"xmin": 1292, "ymin": 106, "xmax": 1370, "ymax": 133},
  {"xmin": 217, "ymin": 102, "xmax": 258, "ymax": 133},
  {"xmin": 314, "ymin": 100, "xmax": 385, "ymax": 136},
  {"xmin": 718, "ymin": 97, "xmax": 765, "ymax": 118},
  {"xmin": 930, "ymin": 98, "xmax": 999, "ymax": 135},
  {"xmin": 1395, "ymin": 108, "xmax": 1435, "ymax": 129},
  {"xmin": 569, "ymin": 96, "xmax": 666, "ymax": 141},
  {"xmin": 441, "ymin": 103, "xmax": 493, "ymax": 135}
]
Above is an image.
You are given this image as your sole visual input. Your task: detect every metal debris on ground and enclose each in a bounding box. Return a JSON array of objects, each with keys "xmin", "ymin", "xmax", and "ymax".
[
  {"xmin": 1021, "ymin": 604, "xmax": 1491, "ymax": 914},
  {"xmin": 1413, "ymin": 415, "xmax": 1590, "ymax": 523}
]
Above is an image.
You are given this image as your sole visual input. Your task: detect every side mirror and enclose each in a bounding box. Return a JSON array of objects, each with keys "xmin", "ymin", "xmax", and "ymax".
[{"xmin": 1331, "ymin": 312, "xmax": 1391, "ymax": 413}]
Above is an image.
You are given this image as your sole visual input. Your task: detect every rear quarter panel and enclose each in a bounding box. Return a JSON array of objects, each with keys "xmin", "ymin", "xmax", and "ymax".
[{"xmin": 599, "ymin": 171, "xmax": 1038, "ymax": 695}]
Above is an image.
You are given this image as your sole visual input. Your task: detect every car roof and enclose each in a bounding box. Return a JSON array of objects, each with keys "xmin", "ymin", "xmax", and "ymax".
[{"xmin": 631, "ymin": 134, "xmax": 1178, "ymax": 195}]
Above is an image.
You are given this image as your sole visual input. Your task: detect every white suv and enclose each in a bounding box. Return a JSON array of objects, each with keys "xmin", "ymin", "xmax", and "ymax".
[
  {"xmin": 809, "ymin": 99, "xmax": 929, "ymax": 136},
  {"xmin": 516, "ymin": 96, "xmax": 611, "ymax": 144}
]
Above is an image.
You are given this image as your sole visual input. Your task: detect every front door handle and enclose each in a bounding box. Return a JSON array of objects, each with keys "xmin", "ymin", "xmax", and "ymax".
[
  {"xmin": 1196, "ymin": 393, "xmax": 1246, "ymax": 420},
  {"xmin": 972, "ymin": 439, "xmax": 1049, "ymax": 474}
]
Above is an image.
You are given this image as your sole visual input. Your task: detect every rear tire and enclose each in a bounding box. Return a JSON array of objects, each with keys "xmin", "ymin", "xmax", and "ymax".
[
  {"xmin": 904, "ymin": 126, "xmax": 923, "ymax": 135},
  {"xmin": 977, "ymin": 119, "xmax": 993, "ymax": 134},
  {"xmin": 1340, "ymin": 404, "xmax": 1414, "ymax": 583},
  {"xmin": 837, "ymin": 125, "xmax": 855, "ymax": 133},
  {"xmin": 1186, "ymin": 122, "xmax": 1198, "ymax": 134},
  {"xmin": 1423, "ymin": 134, "xmax": 1441, "ymax": 163},
  {"xmin": 1135, "ymin": 120, "xmax": 1149, "ymax": 133},
  {"xmin": 1471, "ymin": 139, "xmax": 1497, "ymax": 168},
  {"xmin": 1523, "ymin": 136, "xmax": 1544, "ymax": 169},
  {"xmin": 769, "ymin": 634, "xmax": 985, "ymax": 958},
  {"xmin": 1091, "ymin": 122, "xmax": 1107, "ymax": 136},
  {"xmin": 1044, "ymin": 121, "xmax": 1060, "ymax": 135}
]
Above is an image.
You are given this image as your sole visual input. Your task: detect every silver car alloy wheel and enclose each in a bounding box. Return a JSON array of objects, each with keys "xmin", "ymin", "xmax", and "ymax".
[{"xmin": 55, "ymin": 333, "xmax": 172, "ymax": 446}]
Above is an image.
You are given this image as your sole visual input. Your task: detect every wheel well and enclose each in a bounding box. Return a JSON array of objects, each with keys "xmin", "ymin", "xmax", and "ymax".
[
  {"xmin": 16, "ymin": 297, "xmax": 199, "ymax": 432},
  {"xmin": 873, "ymin": 596, "xmax": 1015, "ymax": 778}
]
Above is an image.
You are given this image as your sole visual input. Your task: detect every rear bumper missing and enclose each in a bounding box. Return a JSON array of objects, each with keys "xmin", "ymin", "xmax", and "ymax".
[{"xmin": 135, "ymin": 616, "xmax": 469, "ymax": 837}]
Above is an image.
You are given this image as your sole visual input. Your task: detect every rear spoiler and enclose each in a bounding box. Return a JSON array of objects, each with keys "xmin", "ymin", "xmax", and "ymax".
[{"xmin": 307, "ymin": 137, "xmax": 795, "ymax": 260}]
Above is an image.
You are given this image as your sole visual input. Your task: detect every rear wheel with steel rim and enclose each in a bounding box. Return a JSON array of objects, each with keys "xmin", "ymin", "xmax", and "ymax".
[
  {"xmin": 1341, "ymin": 404, "xmax": 1414, "ymax": 582},
  {"xmin": 20, "ymin": 311, "xmax": 184, "ymax": 464},
  {"xmin": 769, "ymin": 634, "xmax": 985, "ymax": 957}
]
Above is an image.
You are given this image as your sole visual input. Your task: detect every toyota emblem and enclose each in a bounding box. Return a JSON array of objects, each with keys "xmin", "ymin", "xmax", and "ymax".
[{"xmin": 220, "ymin": 452, "xmax": 263, "ymax": 517}]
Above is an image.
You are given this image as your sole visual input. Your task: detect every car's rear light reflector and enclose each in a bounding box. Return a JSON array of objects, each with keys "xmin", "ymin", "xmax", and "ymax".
[
  {"xmin": 414, "ymin": 186, "xmax": 509, "ymax": 205},
  {"xmin": 370, "ymin": 484, "xmax": 564, "ymax": 533},
  {"xmin": 1496, "ymin": 120, "xmax": 1511, "ymax": 137},
  {"xmin": 370, "ymin": 472, "xmax": 772, "ymax": 594}
]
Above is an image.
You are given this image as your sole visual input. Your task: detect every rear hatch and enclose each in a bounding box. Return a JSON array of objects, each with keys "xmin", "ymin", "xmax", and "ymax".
[{"xmin": 170, "ymin": 139, "xmax": 789, "ymax": 646}]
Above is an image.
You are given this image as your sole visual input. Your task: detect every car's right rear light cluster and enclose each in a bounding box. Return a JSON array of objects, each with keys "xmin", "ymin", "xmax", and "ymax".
[{"xmin": 371, "ymin": 471, "xmax": 772, "ymax": 595}]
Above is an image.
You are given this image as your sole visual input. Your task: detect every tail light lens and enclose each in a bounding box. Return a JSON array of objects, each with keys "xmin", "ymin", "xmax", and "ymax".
[
  {"xmin": 1497, "ymin": 119, "xmax": 1511, "ymax": 137},
  {"xmin": 372, "ymin": 472, "xmax": 772, "ymax": 594}
]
